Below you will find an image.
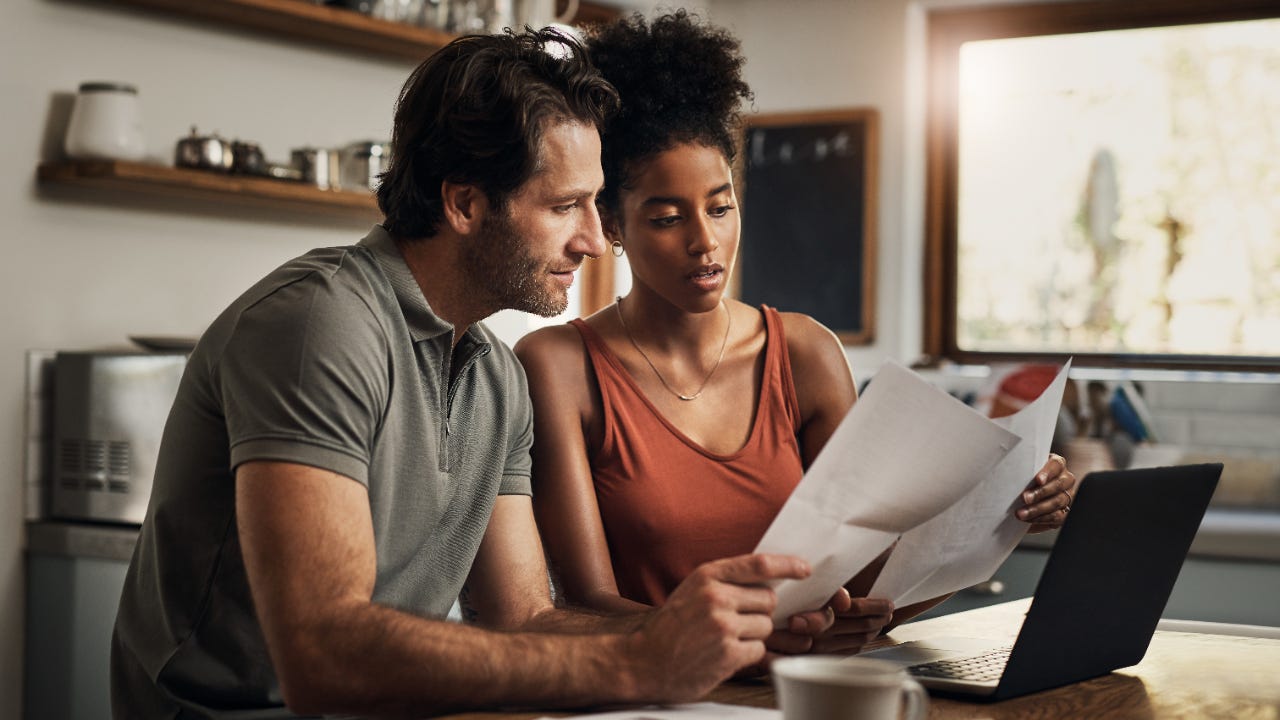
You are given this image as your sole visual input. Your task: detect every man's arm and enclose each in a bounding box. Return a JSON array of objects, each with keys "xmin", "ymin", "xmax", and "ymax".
[
  {"xmin": 464, "ymin": 493, "xmax": 647, "ymax": 634},
  {"xmin": 236, "ymin": 460, "xmax": 809, "ymax": 716}
]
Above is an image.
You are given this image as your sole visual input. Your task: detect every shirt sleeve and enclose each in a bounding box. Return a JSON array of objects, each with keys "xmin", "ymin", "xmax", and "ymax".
[
  {"xmin": 498, "ymin": 351, "xmax": 533, "ymax": 497},
  {"xmin": 220, "ymin": 272, "xmax": 389, "ymax": 486}
]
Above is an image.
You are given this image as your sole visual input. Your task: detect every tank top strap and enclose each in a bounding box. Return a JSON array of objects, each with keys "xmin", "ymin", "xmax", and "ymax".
[
  {"xmin": 759, "ymin": 305, "xmax": 803, "ymax": 436},
  {"xmin": 568, "ymin": 317, "xmax": 631, "ymax": 457},
  {"xmin": 568, "ymin": 317, "xmax": 623, "ymax": 375},
  {"xmin": 568, "ymin": 317, "xmax": 621, "ymax": 392}
]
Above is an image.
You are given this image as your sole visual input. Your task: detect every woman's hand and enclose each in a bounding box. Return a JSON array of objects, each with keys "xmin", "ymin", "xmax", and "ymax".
[
  {"xmin": 808, "ymin": 595, "xmax": 895, "ymax": 654},
  {"xmin": 761, "ymin": 588, "xmax": 894, "ymax": 658},
  {"xmin": 760, "ymin": 588, "xmax": 850, "ymax": 657},
  {"xmin": 1016, "ymin": 453, "xmax": 1077, "ymax": 532}
]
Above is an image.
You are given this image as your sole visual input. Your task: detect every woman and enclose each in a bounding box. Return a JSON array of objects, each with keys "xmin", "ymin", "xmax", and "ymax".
[{"xmin": 514, "ymin": 11, "xmax": 1076, "ymax": 655}]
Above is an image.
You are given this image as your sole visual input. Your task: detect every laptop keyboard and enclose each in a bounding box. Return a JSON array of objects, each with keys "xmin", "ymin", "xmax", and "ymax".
[{"xmin": 907, "ymin": 646, "xmax": 1012, "ymax": 682}]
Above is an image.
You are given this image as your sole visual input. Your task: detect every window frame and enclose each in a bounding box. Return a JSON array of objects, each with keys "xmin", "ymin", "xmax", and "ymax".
[{"xmin": 923, "ymin": 0, "xmax": 1280, "ymax": 372}]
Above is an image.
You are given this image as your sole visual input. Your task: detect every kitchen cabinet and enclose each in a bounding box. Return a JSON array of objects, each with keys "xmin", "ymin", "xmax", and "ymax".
[{"xmin": 24, "ymin": 522, "xmax": 137, "ymax": 720}]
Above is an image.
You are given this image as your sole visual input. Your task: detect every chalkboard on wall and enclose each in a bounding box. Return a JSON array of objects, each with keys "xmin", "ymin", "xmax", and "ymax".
[{"xmin": 738, "ymin": 109, "xmax": 878, "ymax": 344}]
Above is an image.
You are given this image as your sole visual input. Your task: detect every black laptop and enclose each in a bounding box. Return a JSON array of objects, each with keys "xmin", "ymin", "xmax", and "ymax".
[{"xmin": 859, "ymin": 463, "xmax": 1222, "ymax": 701}]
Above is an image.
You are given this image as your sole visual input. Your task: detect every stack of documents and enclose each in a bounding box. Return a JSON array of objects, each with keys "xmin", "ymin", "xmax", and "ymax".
[{"xmin": 755, "ymin": 360, "xmax": 1071, "ymax": 621}]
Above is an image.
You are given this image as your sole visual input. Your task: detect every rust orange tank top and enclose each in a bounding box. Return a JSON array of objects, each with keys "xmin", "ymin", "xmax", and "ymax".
[{"xmin": 570, "ymin": 305, "xmax": 804, "ymax": 606}]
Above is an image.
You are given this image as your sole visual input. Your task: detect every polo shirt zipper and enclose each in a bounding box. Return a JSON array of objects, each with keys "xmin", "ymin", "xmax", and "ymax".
[{"xmin": 440, "ymin": 342, "xmax": 492, "ymax": 472}]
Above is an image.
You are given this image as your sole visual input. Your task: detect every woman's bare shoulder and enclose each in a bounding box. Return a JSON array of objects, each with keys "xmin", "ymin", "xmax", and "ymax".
[
  {"xmin": 515, "ymin": 321, "xmax": 601, "ymax": 429},
  {"xmin": 775, "ymin": 311, "xmax": 845, "ymax": 363},
  {"xmin": 515, "ymin": 322, "xmax": 584, "ymax": 361}
]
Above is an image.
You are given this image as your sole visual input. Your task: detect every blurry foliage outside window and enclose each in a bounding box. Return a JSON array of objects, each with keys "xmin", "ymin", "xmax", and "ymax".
[{"xmin": 955, "ymin": 19, "xmax": 1280, "ymax": 362}]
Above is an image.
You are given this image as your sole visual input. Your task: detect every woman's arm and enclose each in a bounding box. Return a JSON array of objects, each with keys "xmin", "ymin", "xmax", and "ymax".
[
  {"xmin": 780, "ymin": 313, "xmax": 897, "ymax": 653},
  {"xmin": 514, "ymin": 325, "xmax": 650, "ymax": 615},
  {"xmin": 780, "ymin": 312, "xmax": 858, "ymax": 468}
]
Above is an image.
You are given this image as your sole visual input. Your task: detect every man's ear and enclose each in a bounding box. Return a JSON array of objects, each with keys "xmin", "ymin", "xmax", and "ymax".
[{"xmin": 441, "ymin": 181, "xmax": 487, "ymax": 235}]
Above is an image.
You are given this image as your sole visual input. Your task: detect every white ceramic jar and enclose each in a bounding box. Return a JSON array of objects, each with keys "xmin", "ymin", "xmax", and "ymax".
[{"xmin": 63, "ymin": 82, "xmax": 146, "ymax": 161}]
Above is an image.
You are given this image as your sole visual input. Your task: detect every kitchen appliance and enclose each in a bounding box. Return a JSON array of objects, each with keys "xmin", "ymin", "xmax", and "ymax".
[
  {"xmin": 175, "ymin": 126, "xmax": 233, "ymax": 172},
  {"xmin": 266, "ymin": 162, "xmax": 304, "ymax": 181},
  {"xmin": 51, "ymin": 351, "xmax": 187, "ymax": 525},
  {"xmin": 338, "ymin": 140, "xmax": 390, "ymax": 191},
  {"xmin": 63, "ymin": 81, "xmax": 146, "ymax": 161},
  {"xmin": 292, "ymin": 146, "xmax": 341, "ymax": 189},
  {"xmin": 230, "ymin": 140, "xmax": 268, "ymax": 175}
]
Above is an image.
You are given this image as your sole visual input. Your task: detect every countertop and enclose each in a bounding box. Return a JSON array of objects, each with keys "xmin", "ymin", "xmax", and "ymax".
[
  {"xmin": 432, "ymin": 598, "xmax": 1280, "ymax": 719},
  {"xmin": 26, "ymin": 520, "xmax": 140, "ymax": 562},
  {"xmin": 26, "ymin": 506, "xmax": 1280, "ymax": 564}
]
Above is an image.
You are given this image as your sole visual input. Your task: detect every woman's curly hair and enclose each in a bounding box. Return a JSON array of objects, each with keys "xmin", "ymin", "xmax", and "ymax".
[{"xmin": 586, "ymin": 10, "xmax": 753, "ymax": 214}]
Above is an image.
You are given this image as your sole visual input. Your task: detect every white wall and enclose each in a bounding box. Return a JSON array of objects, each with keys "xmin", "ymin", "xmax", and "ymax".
[
  {"xmin": 704, "ymin": 0, "xmax": 922, "ymax": 381},
  {"xmin": 1, "ymin": 0, "xmax": 418, "ymax": 713}
]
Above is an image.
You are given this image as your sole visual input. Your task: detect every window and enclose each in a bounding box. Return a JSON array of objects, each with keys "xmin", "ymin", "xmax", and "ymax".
[{"xmin": 924, "ymin": 0, "xmax": 1280, "ymax": 371}]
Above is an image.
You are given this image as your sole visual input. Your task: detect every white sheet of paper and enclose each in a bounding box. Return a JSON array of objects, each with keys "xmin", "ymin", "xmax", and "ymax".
[
  {"xmin": 868, "ymin": 361, "xmax": 1072, "ymax": 606},
  {"xmin": 533, "ymin": 702, "xmax": 780, "ymax": 719},
  {"xmin": 754, "ymin": 361, "xmax": 1020, "ymax": 623}
]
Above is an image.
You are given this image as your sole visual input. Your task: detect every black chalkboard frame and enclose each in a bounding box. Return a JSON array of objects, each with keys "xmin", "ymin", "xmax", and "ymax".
[{"xmin": 738, "ymin": 108, "xmax": 878, "ymax": 345}]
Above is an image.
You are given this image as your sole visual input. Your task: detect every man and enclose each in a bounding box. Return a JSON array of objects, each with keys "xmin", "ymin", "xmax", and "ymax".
[{"xmin": 111, "ymin": 29, "xmax": 828, "ymax": 719}]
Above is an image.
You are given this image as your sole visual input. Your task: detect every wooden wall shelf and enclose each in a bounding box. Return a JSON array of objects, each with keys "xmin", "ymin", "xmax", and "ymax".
[
  {"xmin": 99, "ymin": 0, "xmax": 621, "ymax": 62},
  {"xmin": 37, "ymin": 160, "xmax": 382, "ymax": 222},
  {"xmin": 102, "ymin": 0, "xmax": 454, "ymax": 61}
]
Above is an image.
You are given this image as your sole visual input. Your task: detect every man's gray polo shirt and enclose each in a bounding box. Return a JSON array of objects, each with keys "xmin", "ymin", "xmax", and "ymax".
[{"xmin": 112, "ymin": 225, "xmax": 533, "ymax": 718}]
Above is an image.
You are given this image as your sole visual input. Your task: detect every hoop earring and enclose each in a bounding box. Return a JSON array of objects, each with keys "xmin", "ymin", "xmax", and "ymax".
[{"xmin": 611, "ymin": 241, "xmax": 624, "ymax": 258}]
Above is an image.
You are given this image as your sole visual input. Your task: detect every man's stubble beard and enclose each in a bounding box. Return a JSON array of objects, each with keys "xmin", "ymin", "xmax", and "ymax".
[{"xmin": 462, "ymin": 206, "xmax": 568, "ymax": 319}]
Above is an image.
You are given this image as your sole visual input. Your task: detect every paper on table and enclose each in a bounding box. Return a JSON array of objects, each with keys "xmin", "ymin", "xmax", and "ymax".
[
  {"xmin": 533, "ymin": 701, "xmax": 780, "ymax": 719},
  {"xmin": 754, "ymin": 361, "xmax": 1020, "ymax": 623},
  {"xmin": 868, "ymin": 360, "xmax": 1072, "ymax": 607}
]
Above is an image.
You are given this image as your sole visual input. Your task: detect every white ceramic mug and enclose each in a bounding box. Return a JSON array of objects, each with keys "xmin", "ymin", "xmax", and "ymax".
[{"xmin": 772, "ymin": 656, "xmax": 929, "ymax": 720}]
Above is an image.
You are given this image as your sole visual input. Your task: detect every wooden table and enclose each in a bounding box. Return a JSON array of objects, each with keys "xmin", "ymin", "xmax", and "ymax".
[{"xmin": 438, "ymin": 599, "xmax": 1280, "ymax": 719}]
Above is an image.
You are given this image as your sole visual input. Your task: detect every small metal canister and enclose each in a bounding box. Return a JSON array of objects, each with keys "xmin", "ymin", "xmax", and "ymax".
[
  {"xmin": 230, "ymin": 140, "xmax": 267, "ymax": 175},
  {"xmin": 174, "ymin": 126, "xmax": 233, "ymax": 172},
  {"xmin": 338, "ymin": 141, "xmax": 390, "ymax": 192},
  {"xmin": 291, "ymin": 147, "xmax": 340, "ymax": 190}
]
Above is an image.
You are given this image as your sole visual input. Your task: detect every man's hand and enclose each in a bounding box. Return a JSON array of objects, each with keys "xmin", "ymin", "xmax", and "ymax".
[{"xmin": 624, "ymin": 554, "xmax": 811, "ymax": 702}]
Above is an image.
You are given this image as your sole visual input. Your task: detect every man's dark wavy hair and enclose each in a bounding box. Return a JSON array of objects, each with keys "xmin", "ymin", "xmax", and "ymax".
[
  {"xmin": 586, "ymin": 10, "xmax": 753, "ymax": 215},
  {"xmin": 377, "ymin": 29, "xmax": 619, "ymax": 238}
]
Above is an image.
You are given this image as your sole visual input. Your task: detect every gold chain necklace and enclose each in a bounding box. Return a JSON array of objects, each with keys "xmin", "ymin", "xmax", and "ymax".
[{"xmin": 614, "ymin": 296, "xmax": 731, "ymax": 401}]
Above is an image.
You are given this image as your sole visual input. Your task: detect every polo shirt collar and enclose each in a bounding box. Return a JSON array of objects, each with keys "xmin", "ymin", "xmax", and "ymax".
[{"xmin": 360, "ymin": 225, "xmax": 456, "ymax": 343}]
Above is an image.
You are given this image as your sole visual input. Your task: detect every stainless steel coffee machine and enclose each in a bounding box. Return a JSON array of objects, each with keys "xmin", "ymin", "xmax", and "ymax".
[{"xmin": 51, "ymin": 351, "xmax": 187, "ymax": 525}]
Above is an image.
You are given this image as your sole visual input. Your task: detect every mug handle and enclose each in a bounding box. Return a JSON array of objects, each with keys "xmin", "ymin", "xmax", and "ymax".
[
  {"xmin": 555, "ymin": 0, "xmax": 579, "ymax": 24},
  {"xmin": 900, "ymin": 677, "xmax": 929, "ymax": 720}
]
